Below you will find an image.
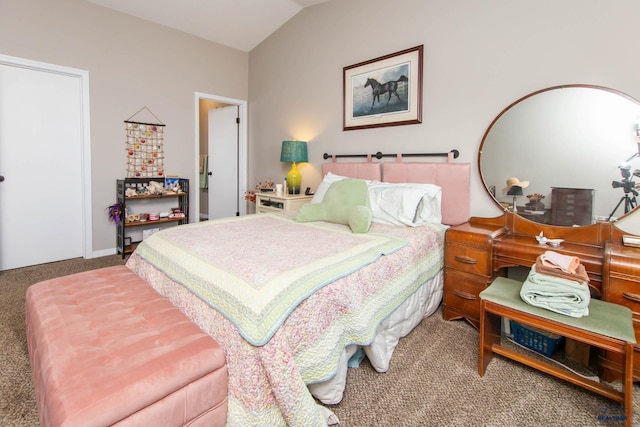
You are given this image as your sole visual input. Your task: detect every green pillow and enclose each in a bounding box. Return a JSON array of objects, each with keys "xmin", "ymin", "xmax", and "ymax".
[{"xmin": 295, "ymin": 178, "xmax": 372, "ymax": 233}]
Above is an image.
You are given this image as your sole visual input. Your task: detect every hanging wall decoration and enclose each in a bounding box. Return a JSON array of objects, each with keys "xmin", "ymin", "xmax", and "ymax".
[{"xmin": 124, "ymin": 106, "xmax": 165, "ymax": 178}]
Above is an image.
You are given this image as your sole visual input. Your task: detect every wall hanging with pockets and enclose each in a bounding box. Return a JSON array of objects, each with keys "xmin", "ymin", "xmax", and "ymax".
[{"xmin": 125, "ymin": 106, "xmax": 165, "ymax": 178}]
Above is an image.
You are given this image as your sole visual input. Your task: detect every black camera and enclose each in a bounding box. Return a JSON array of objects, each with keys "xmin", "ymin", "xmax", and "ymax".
[
  {"xmin": 612, "ymin": 163, "xmax": 638, "ymax": 195},
  {"xmin": 608, "ymin": 163, "xmax": 639, "ymax": 220}
]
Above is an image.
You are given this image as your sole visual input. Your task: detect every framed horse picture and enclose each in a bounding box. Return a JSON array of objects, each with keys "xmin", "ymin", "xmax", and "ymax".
[{"xmin": 343, "ymin": 45, "xmax": 423, "ymax": 131}]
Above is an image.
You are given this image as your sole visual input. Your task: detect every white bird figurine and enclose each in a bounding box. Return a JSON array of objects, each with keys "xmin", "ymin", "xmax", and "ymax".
[{"xmin": 535, "ymin": 232, "xmax": 563, "ymax": 247}]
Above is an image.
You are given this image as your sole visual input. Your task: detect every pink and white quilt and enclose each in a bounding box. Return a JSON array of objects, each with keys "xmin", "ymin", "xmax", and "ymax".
[
  {"xmin": 133, "ymin": 214, "xmax": 406, "ymax": 346},
  {"xmin": 126, "ymin": 213, "xmax": 445, "ymax": 426}
]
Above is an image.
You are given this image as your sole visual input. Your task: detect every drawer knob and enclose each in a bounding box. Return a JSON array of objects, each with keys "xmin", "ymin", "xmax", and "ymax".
[
  {"xmin": 454, "ymin": 255, "xmax": 478, "ymax": 265},
  {"xmin": 452, "ymin": 289, "xmax": 477, "ymax": 300},
  {"xmin": 622, "ymin": 292, "xmax": 640, "ymax": 303}
]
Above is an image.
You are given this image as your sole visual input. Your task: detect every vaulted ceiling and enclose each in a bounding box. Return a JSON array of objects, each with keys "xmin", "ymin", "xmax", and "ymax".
[{"xmin": 87, "ymin": 0, "xmax": 331, "ymax": 52}]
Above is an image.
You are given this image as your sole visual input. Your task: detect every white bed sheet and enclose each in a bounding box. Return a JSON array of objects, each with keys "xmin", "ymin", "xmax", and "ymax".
[{"xmin": 309, "ymin": 271, "xmax": 443, "ymax": 405}]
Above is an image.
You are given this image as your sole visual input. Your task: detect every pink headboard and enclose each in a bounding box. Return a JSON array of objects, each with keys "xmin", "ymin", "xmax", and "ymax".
[
  {"xmin": 320, "ymin": 162, "xmax": 381, "ymax": 181},
  {"xmin": 382, "ymin": 162, "xmax": 470, "ymax": 226},
  {"xmin": 321, "ymin": 160, "xmax": 470, "ymax": 226}
]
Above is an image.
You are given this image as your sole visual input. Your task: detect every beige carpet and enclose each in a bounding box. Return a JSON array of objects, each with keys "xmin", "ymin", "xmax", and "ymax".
[{"xmin": 1, "ymin": 255, "xmax": 637, "ymax": 426}]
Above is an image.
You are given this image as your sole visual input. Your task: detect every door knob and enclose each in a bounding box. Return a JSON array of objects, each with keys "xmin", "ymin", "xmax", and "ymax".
[
  {"xmin": 0, "ymin": 176, "xmax": 4, "ymax": 182},
  {"xmin": 207, "ymin": 172, "xmax": 212, "ymax": 176}
]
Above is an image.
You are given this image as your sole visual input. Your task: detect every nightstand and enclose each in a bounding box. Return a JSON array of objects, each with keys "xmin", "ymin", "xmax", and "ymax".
[{"xmin": 254, "ymin": 192, "xmax": 313, "ymax": 214}]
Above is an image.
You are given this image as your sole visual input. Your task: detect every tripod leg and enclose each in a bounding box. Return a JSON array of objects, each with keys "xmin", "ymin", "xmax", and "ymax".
[
  {"xmin": 608, "ymin": 196, "xmax": 626, "ymax": 221},
  {"xmin": 625, "ymin": 195, "xmax": 638, "ymax": 213},
  {"xmin": 625, "ymin": 196, "xmax": 631, "ymax": 214}
]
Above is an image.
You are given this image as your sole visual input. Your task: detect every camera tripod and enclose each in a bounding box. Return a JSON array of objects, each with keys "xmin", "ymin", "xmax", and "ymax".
[{"xmin": 607, "ymin": 191, "xmax": 638, "ymax": 221}]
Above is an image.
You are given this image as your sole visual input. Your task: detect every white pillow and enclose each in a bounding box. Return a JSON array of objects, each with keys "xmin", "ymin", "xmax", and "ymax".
[
  {"xmin": 312, "ymin": 173, "xmax": 380, "ymax": 203},
  {"xmin": 368, "ymin": 182, "xmax": 442, "ymax": 226},
  {"xmin": 311, "ymin": 172, "xmax": 348, "ymax": 203},
  {"xmin": 414, "ymin": 185, "xmax": 443, "ymax": 224}
]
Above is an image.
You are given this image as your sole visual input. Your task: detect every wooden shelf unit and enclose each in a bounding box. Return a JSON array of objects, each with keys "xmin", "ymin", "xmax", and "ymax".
[{"xmin": 116, "ymin": 178, "xmax": 189, "ymax": 258}]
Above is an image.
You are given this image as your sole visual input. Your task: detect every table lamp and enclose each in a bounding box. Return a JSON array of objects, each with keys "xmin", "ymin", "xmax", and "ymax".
[{"xmin": 280, "ymin": 140, "xmax": 308, "ymax": 194}]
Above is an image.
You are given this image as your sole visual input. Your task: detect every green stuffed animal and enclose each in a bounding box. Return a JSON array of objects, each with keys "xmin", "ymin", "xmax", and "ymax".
[{"xmin": 295, "ymin": 178, "xmax": 372, "ymax": 233}]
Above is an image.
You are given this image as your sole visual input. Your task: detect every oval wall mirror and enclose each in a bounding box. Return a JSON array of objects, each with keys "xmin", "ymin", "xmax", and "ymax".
[{"xmin": 479, "ymin": 84, "xmax": 640, "ymax": 227}]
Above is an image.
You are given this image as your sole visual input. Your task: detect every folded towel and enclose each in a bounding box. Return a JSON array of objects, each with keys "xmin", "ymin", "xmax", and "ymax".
[
  {"xmin": 520, "ymin": 265, "xmax": 590, "ymax": 318},
  {"xmin": 540, "ymin": 250, "xmax": 580, "ymax": 274},
  {"xmin": 199, "ymin": 155, "xmax": 208, "ymax": 189},
  {"xmin": 199, "ymin": 154, "xmax": 207, "ymax": 174},
  {"xmin": 535, "ymin": 257, "xmax": 590, "ymax": 284}
]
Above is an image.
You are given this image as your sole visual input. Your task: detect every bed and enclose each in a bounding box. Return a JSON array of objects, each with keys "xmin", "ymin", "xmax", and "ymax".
[{"xmin": 126, "ymin": 155, "xmax": 470, "ymax": 426}]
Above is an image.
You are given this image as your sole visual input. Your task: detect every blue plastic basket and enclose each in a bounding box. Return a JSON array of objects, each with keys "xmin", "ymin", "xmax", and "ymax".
[{"xmin": 510, "ymin": 320, "xmax": 563, "ymax": 357}]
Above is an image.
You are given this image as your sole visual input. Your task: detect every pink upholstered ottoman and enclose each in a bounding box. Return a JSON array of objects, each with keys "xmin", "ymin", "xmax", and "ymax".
[{"xmin": 25, "ymin": 265, "xmax": 228, "ymax": 427}]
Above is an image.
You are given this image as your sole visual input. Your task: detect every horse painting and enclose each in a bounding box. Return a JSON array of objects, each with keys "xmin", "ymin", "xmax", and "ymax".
[{"xmin": 364, "ymin": 75, "xmax": 408, "ymax": 107}]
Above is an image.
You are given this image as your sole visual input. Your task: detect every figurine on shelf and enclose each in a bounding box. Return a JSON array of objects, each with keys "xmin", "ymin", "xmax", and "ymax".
[
  {"xmin": 165, "ymin": 181, "xmax": 181, "ymax": 194},
  {"xmin": 147, "ymin": 180, "xmax": 165, "ymax": 195},
  {"xmin": 535, "ymin": 231, "xmax": 563, "ymax": 247},
  {"xmin": 125, "ymin": 187, "xmax": 138, "ymax": 197},
  {"xmin": 525, "ymin": 193, "xmax": 546, "ymax": 211}
]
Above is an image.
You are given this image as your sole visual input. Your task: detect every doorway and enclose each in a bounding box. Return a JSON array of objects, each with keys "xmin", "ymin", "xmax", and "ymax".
[
  {"xmin": 208, "ymin": 105, "xmax": 239, "ymax": 219},
  {"xmin": 195, "ymin": 92, "xmax": 247, "ymax": 221},
  {"xmin": 0, "ymin": 54, "xmax": 92, "ymax": 271}
]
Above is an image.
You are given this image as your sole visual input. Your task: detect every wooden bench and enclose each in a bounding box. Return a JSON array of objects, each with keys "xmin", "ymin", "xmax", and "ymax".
[
  {"xmin": 26, "ymin": 265, "xmax": 228, "ymax": 427},
  {"xmin": 479, "ymin": 277, "xmax": 636, "ymax": 427}
]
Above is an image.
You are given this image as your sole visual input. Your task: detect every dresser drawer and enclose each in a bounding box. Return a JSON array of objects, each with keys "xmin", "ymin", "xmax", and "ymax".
[
  {"xmin": 605, "ymin": 277, "xmax": 640, "ymax": 318},
  {"xmin": 443, "ymin": 270, "xmax": 490, "ymax": 323},
  {"xmin": 445, "ymin": 243, "xmax": 491, "ymax": 276},
  {"xmin": 601, "ymin": 242, "xmax": 640, "ymax": 382},
  {"xmin": 550, "ymin": 187, "xmax": 593, "ymax": 226}
]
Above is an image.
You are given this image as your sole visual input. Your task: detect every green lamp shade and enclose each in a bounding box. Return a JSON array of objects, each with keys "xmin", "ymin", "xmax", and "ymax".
[
  {"xmin": 280, "ymin": 140, "xmax": 308, "ymax": 194},
  {"xmin": 280, "ymin": 140, "xmax": 308, "ymax": 163}
]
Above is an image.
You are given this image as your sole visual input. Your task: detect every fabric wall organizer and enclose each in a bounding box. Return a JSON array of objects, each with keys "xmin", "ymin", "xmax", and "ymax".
[{"xmin": 125, "ymin": 106, "xmax": 165, "ymax": 178}]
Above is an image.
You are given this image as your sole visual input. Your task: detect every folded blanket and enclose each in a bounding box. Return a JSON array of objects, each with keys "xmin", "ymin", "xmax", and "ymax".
[
  {"xmin": 540, "ymin": 250, "xmax": 580, "ymax": 274},
  {"xmin": 535, "ymin": 258, "xmax": 590, "ymax": 284},
  {"xmin": 520, "ymin": 265, "xmax": 590, "ymax": 318}
]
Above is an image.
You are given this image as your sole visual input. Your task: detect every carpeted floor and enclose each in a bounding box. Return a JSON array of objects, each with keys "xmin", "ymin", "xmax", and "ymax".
[{"xmin": 1, "ymin": 256, "xmax": 638, "ymax": 426}]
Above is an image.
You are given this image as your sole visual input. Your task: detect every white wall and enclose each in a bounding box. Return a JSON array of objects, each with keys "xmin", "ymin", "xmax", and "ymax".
[
  {"xmin": 249, "ymin": 0, "xmax": 640, "ymax": 232},
  {"xmin": 4, "ymin": 0, "xmax": 640, "ymax": 256},
  {"xmin": 0, "ymin": 0, "xmax": 248, "ymax": 255}
]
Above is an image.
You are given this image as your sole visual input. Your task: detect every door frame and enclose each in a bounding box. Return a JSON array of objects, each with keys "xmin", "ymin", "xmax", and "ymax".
[
  {"xmin": 194, "ymin": 92, "xmax": 247, "ymax": 219},
  {"xmin": 0, "ymin": 54, "xmax": 92, "ymax": 260}
]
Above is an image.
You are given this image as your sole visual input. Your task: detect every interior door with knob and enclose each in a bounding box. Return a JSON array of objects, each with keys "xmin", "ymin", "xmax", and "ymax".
[
  {"xmin": 208, "ymin": 105, "xmax": 239, "ymax": 219},
  {"xmin": 0, "ymin": 58, "xmax": 86, "ymax": 270}
]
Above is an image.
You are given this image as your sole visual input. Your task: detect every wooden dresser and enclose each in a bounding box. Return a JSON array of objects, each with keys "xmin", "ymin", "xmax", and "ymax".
[
  {"xmin": 443, "ymin": 211, "xmax": 640, "ymax": 381},
  {"xmin": 443, "ymin": 222, "xmax": 505, "ymax": 329},
  {"xmin": 602, "ymin": 242, "xmax": 640, "ymax": 381}
]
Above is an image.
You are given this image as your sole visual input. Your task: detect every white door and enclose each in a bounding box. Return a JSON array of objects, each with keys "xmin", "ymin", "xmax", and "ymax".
[
  {"xmin": 208, "ymin": 106, "xmax": 239, "ymax": 219},
  {"xmin": 0, "ymin": 60, "xmax": 86, "ymax": 270}
]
